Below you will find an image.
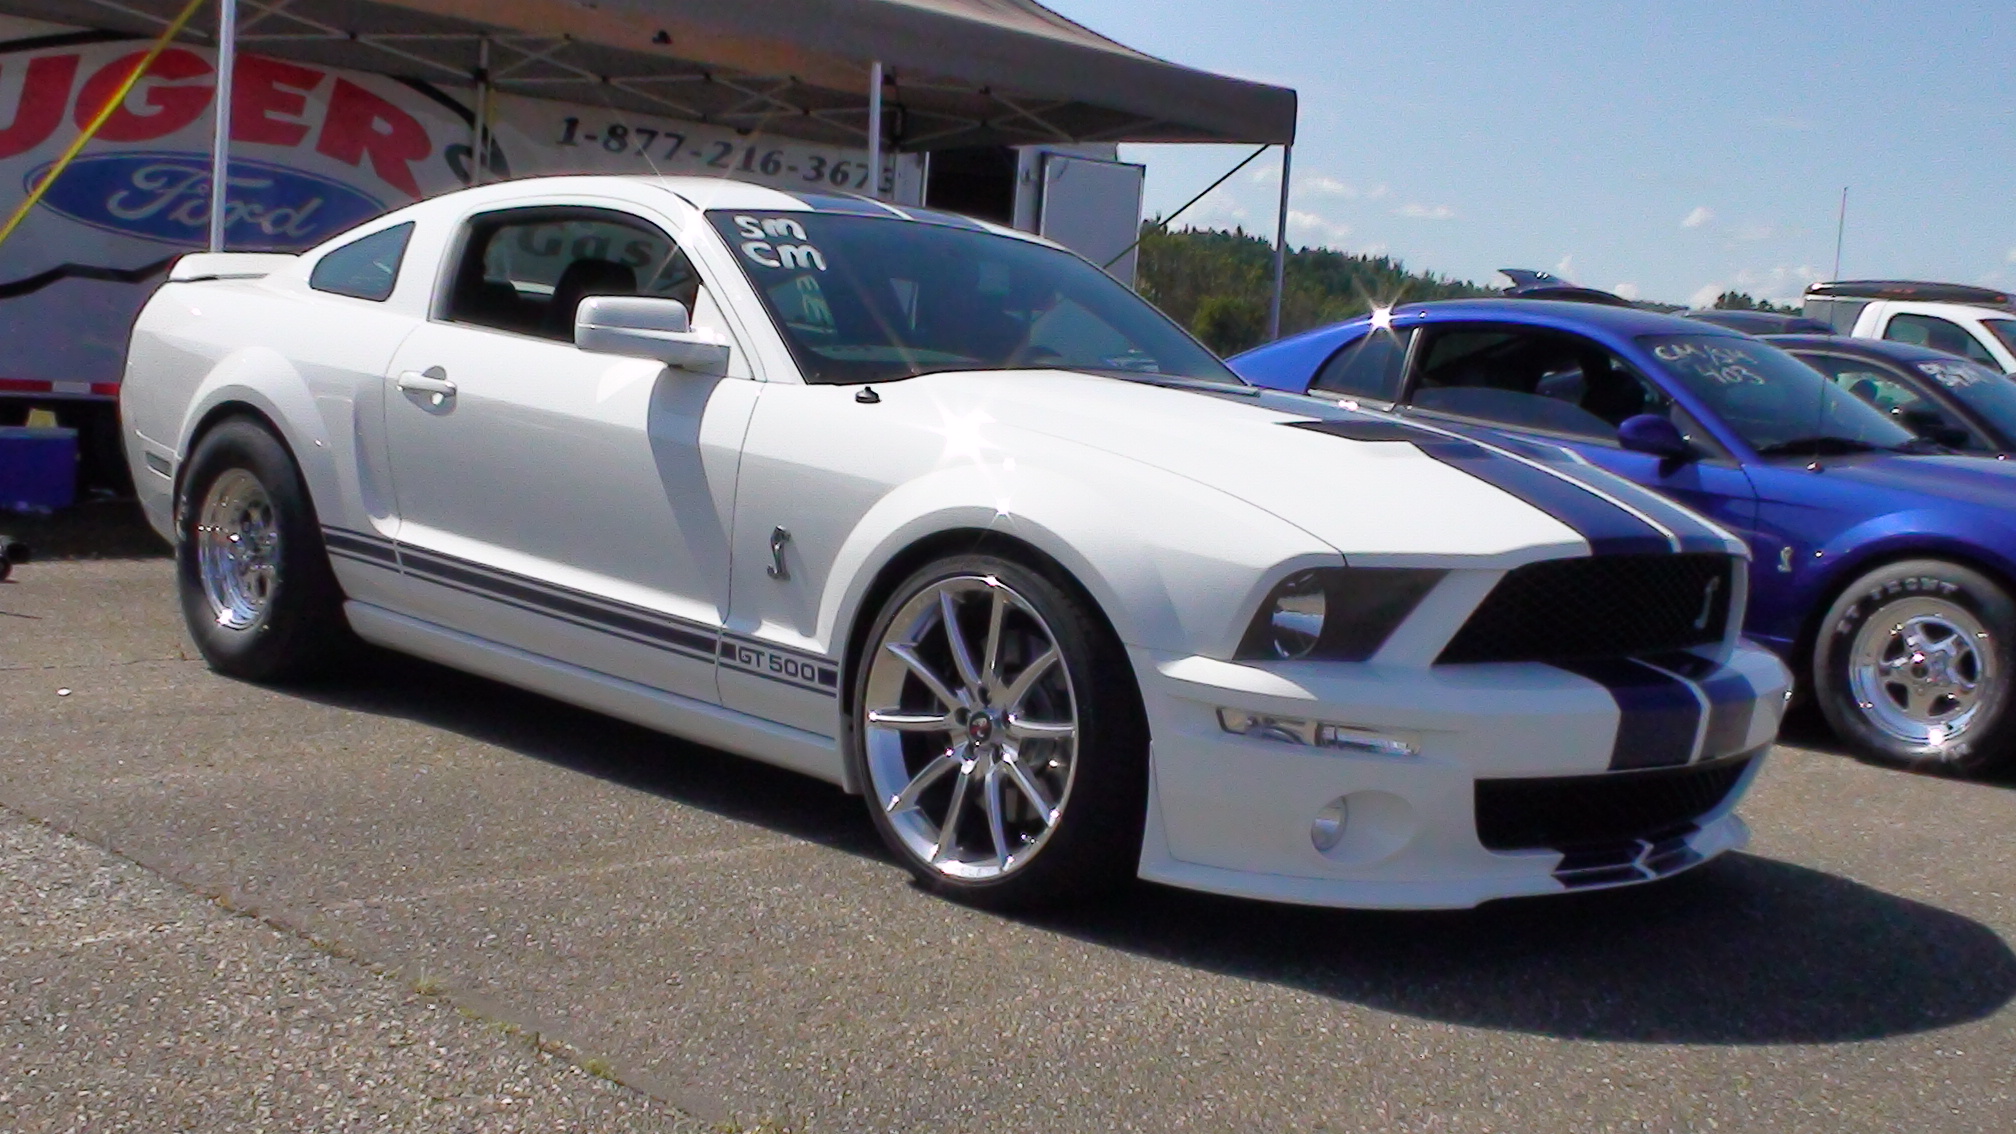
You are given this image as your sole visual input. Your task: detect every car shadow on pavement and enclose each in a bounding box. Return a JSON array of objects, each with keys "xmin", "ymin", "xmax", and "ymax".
[
  {"xmin": 291, "ymin": 646, "xmax": 884, "ymax": 856},
  {"xmin": 1778, "ymin": 707, "xmax": 2016, "ymax": 791},
  {"xmin": 1016, "ymin": 856, "xmax": 2016, "ymax": 1046},
  {"xmin": 296, "ymin": 648, "xmax": 2016, "ymax": 1046}
]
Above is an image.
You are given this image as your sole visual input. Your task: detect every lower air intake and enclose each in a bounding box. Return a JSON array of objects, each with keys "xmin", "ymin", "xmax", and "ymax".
[{"xmin": 1475, "ymin": 754, "xmax": 1754, "ymax": 852}]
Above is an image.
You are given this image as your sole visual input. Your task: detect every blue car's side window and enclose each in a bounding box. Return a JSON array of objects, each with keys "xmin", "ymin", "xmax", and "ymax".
[{"xmin": 1312, "ymin": 328, "xmax": 1412, "ymax": 402}]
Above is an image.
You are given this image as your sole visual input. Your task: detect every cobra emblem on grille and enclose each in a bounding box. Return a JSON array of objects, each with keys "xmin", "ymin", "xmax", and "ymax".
[{"xmin": 1692, "ymin": 575, "xmax": 1723, "ymax": 630}]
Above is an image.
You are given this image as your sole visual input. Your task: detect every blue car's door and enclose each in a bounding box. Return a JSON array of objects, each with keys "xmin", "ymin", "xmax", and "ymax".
[{"xmin": 1392, "ymin": 320, "xmax": 1763, "ymax": 547}]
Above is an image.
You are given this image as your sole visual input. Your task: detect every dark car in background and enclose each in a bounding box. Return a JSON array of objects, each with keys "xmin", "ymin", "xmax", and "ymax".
[
  {"xmin": 1683, "ymin": 310, "xmax": 1836, "ymax": 336},
  {"xmin": 1766, "ymin": 334, "xmax": 2016, "ymax": 457}
]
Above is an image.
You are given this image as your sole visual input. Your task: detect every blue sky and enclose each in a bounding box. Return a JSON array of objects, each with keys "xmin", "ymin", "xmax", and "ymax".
[{"xmin": 1053, "ymin": 0, "xmax": 2016, "ymax": 307}]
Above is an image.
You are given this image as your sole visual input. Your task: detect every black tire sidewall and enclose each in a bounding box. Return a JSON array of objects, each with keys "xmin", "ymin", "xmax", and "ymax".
[
  {"xmin": 176, "ymin": 418, "xmax": 348, "ymax": 682},
  {"xmin": 1812, "ymin": 558, "xmax": 2016, "ymax": 774},
  {"xmin": 847, "ymin": 553, "xmax": 1149, "ymax": 909}
]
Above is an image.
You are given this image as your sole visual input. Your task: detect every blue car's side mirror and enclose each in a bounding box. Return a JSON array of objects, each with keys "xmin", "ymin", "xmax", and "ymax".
[{"xmin": 1617, "ymin": 414, "xmax": 1695, "ymax": 461}]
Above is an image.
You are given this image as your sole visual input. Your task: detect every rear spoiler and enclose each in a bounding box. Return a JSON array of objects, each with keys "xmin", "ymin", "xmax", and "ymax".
[{"xmin": 167, "ymin": 252, "xmax": 298, "ymax": 282}]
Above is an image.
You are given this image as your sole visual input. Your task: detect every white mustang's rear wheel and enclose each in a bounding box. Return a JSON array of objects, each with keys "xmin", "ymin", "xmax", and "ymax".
[
  {"xmin": 852, "ymin": 554, "xmax": 1147, "ymax": 908},
  {"xmin": 176, "ymin": 418, "xmax": 355, "ymax": 683}
]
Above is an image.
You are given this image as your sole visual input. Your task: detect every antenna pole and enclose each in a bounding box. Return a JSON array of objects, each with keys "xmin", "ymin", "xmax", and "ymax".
[{"xmin": 1831, "ymin": 186, "xmax": 1848, "ymax": 281}]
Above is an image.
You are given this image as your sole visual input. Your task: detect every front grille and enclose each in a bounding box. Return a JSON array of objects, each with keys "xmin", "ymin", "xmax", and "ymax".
[
  {"xmin": 1475, "ymin": 755, "xmax": 1754, "ymax": 852},
  {"xmin": 1439, "ymin": 553, "xmax": 1734, "ymax": 664}
]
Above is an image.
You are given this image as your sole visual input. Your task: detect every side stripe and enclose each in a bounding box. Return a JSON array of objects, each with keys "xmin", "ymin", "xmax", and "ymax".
[
  {"xmin": 333, "ymin": 528, "xmax": 841, "ymax": 696},
  {"xmin": 1555, "ymin": 658, "xmax": 1702, "ymax": 770},
  {"xmin": 399, "ymin": 546, "xmax": 717, "ymax": 659}
]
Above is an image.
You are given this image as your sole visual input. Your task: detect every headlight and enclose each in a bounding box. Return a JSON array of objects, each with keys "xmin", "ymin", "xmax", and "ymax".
[
  {"xmin": 1261, "ymin": 570, "xmax": 1327, "ymax": 659},
  {"xmin": 1236, "ymin": 567, "xmax": 1445, "ymax": 662}
]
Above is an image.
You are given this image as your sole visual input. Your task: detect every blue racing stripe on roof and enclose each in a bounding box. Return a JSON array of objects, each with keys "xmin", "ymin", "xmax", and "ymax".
[{"xmin": 784, "ymin": 190, "xmax": 907, "ymax": 217}]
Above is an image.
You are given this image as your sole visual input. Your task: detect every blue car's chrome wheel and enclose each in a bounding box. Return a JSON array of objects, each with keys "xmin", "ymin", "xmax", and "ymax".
[{"xmin": 1848, "ymin": 597, "xmax": 1993, "ymax": 750}]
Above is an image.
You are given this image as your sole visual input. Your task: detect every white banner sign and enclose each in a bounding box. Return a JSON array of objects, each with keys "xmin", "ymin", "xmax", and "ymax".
[{"xmin": 0, "ymin": 22, "xmax": 912, "ymax": 394}]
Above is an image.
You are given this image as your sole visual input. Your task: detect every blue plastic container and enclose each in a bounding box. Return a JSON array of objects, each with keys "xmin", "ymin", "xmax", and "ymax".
[{"xmin": 0, "ymin": 426, "xmax": 79, "ymax": 512}]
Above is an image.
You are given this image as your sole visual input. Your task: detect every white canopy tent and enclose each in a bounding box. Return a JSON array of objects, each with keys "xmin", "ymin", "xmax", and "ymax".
[{"xmin": 1, "ymin": 0, "xmax": 1301, "ymax": 332}]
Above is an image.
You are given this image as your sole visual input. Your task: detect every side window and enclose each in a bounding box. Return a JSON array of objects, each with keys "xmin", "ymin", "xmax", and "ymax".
[
  {"xmin": 309, "ymin": 222, "xmax": 413, "ymax": 302},
  {"xmin": 1312, "ymin": 328, "xmax": 1412, "ymax": 402},
  {"xmin": 444, "ymin": 209, "xmax": 701, "ymax": 342},
  {"xmin": 1406, "ymin": 327, "xmax": 1669, "ymax": 441},
  {"xmin": 1804, "ymin": 353, "xmax": 1987, "ymax": 450},
  {"xmin": 1884, "ymin": 313, "xmax": 2001, "ymax": 369}
]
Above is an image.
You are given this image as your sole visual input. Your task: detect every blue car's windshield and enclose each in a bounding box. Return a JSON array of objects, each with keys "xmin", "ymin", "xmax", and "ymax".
[
  {"xmin": 1639, "ymin": 334, "xmax": 1918, "ymax": 455},
  {"xmin": 1915, "ymin": 356, "xmax": 2016, "ymax": 441},
  {"xmin": 707, "ymin": 210, "xmax": 1237, "ymax": 386}
]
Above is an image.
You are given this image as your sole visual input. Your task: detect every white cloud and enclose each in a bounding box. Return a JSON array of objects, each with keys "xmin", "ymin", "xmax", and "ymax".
[
  {"xmin": 1735, "ymin": 223, "xmax": 1775, "ymax": 242},
  {"xmin": 1286, "ymin": 209, "xmax": 1352, "ymax": 247},
  {"xmin": 1689, "ymin": 282, "xmax": 1724, "ymax": 309},
  {"xmin": 1682, "ymin": 206, "xmax": 1714, "ymax": 229},
  {"xmin": 1554, "ymin": 254, "xmax": 1575, "ymax": 279},
  {"xmin": 1365, "ymin": 183, "xmax": 1390, "ymax": 201},
  {"xmin": 1688, "ymin": 265, "xmax": 1820, "ymax": 310},
  {"xmin": 2006, "ymin": 247, "xmax": 2016, "ymax": 264},
  {"xmin": 1301, "ymin": 175, "xmax": 1358, "ymax": 198},
  {"xmin": 1611, "ymin": 283, "xmax": 1641, "ymax": 300},
  {"xmin": 1397, "ymin": 202, "xmax": 1456, "ymax": 220}
]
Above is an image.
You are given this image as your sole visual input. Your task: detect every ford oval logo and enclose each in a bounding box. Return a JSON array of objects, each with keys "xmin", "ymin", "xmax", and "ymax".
[{"xmin": 27, "ymin": 151, "xmax": 386, "ymax": 249}]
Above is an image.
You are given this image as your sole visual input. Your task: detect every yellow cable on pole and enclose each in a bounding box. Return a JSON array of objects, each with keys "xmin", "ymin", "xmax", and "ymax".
[{"xmin": 0, "ymin": 0, "xmax": 209, "ymax": 253}]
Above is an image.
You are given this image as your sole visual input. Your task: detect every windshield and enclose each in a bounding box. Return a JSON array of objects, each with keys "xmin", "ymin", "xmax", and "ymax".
[
  {"xmin": 1916, "ymin": 356, "xmax": 2016, "ymax": 440},
  {"xmin": 1639, "ymin": 334, "xmax": 1918, "ymax": 455},
  {"xmin": 708, "ymin": 209, "xmax": 1237, "ymax": 385}
]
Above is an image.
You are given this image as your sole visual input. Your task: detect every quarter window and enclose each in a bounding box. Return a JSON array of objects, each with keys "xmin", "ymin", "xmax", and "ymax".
[
  {"xmin": 309, "ymin": 222, "xmax": 413, "ymax": 302},
  {"xmin": 1312, "ymin": 328, "xmax": 1412, "ymax": 402},
  {"xmin": 1883, "ymin": 313, "xmax": 2001, "ymax": 369},
  {"xmin": 444, "ymin": 209, "xmax": 701, "ymax": 342}
]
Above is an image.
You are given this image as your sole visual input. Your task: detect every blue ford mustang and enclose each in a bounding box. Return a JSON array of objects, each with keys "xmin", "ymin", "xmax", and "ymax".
[{"xmin": 1232, "ymin": 299, "xmax": 2016, "ymax": 774}]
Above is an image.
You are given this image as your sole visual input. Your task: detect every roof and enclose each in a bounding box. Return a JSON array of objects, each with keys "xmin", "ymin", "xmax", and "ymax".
[
  {"xmin": 1762, "ymin": 333, "xmax": 1970, "ymax": 365},
  {"xmin": 16, "ymin": 0, "xmax": 1296, "ymax": 147},
  {"xmin": 1806, "ymin": 280, "xmax": 2015, "ymax": 307}
]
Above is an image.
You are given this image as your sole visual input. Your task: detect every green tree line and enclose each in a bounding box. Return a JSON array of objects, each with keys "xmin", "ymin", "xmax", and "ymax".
[{"xmin": 1135, "ymin": 225, "xmax": 1492, "ymax": 354}]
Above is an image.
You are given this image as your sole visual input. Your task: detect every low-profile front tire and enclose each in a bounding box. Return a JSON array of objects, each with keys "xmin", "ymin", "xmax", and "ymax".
[
  {"xmin": 848, "ymin": 553, "xmax": 1148, "ymax": 909},
  {"xmin": 176, "ymin": 417, "xmax": 354, "ymax": 683},
  {"xmin": 1812, "ymin": 558, "xmax": 2016, "ymax": 776}
]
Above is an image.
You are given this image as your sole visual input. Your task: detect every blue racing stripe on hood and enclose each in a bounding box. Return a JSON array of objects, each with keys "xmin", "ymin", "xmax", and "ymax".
[{"xmin": 1288, "ymin": 418, "xmax": 1674, "ymax": 556}]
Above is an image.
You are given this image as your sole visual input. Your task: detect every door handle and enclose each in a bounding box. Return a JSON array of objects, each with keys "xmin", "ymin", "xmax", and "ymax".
[{"xmin": 397, "ymin": 369, "xmax": 456, "ymax": 397}]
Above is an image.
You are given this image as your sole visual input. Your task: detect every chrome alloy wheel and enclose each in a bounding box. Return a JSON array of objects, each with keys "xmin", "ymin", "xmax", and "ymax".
[
  {"xmin": 862, "ymin": 575, "xmax": 1079, "ymax": 881},
  {"xmin": 1847, "ymin": 595, "xmax": 1995, "ymax": 751},
  {"xmin": 195, "ymin": 468, "xmax": 282, "ymax": 630}
]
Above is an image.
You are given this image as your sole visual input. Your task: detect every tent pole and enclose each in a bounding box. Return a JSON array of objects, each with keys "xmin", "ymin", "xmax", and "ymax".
[
  {"xmin": 208, "ymin": 0, "xmax": 237, "ymax": 251},
  {"xmin": 1266, "ymin": 142, "xmax": 1292, "ymax": 340},
  {"xmin": 866, "ymin": 60, "xmax": 883, "ymax": 199},
  {"xmin": 472, "ymin": 37, "xmax": 490, "ymax": 185}
]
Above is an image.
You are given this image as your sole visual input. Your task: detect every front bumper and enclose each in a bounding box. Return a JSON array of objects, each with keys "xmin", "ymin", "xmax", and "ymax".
[{"xmin": 1133, "ymin": 642, "xmax": 1790, "ymax": 909}]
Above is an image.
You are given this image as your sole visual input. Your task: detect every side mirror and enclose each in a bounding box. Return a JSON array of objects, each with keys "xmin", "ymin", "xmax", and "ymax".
[
  {"xmin": 575, "ymin": 296, "xmax": 730, "ymax": 374},
  {"xmin": 1617, "ymin": 413, "xmax": 1695, "ymax": 461}
]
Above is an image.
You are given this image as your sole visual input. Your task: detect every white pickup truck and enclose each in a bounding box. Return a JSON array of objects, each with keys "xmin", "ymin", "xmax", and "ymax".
[{"xmin": 1803, "ymin": 280, "xmax": 2016, "ymax": 373}]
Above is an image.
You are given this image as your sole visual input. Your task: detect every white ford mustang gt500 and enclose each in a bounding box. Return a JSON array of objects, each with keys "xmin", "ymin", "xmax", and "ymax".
[{"xmin": 122, "ymin": 175, "xmax": 1789, "ymax": 910}]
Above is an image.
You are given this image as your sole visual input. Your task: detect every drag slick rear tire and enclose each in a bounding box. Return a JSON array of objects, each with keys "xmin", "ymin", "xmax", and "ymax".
[
  {"xmin": 849, "ymin": 553, "xmax": 1148, "ymax": 909},
  {"xmin": 1812, "ymin": 558, "xmax": 2016, "ymax": 776},
  {"xmin": 176, "ymin": 418, "xmax": 354, "ymax": 683}
]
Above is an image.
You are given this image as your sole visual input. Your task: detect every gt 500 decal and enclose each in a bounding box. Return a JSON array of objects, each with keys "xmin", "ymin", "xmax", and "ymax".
[{"xmin": 720, "ymin": 637, "xmax": 839, "ymax": 695}]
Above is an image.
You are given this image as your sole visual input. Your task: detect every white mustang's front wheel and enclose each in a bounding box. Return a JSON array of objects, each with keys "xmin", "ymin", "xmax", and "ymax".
[{"xmin": 851, "ymin": 554, "xmax": 1148, "ymax": 909}]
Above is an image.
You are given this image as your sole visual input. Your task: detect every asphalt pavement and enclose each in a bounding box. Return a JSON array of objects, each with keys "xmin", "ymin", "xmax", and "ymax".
[{"xmin": 3, "ymin": 555, "xmax": 2012, "ymax": 1132}]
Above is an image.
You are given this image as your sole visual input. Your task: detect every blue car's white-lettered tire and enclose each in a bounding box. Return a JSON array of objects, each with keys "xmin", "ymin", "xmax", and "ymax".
[
  {"xmin": 850, "ymin": 553, "xmax": 1148, "ymax": 908},
  {"xmin": 1814, "ymin": 559, "xmax": 2016, "ymax": 776}
]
